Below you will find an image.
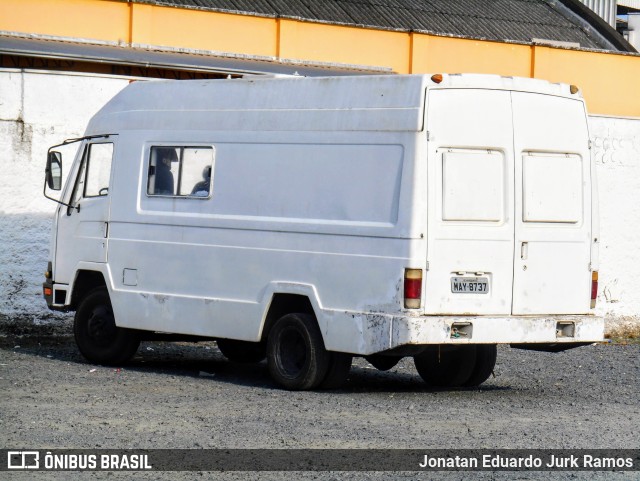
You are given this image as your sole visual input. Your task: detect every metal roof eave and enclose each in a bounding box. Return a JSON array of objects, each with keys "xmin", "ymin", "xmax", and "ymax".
[{"xmin": 0, "ymin": 34, "xmax": 391, "ymax": 77}]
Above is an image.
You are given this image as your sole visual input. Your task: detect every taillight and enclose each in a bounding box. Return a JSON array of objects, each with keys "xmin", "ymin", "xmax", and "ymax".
[
  {"xmin": 590, "ymin": 271, "xmax": 598, "ymax": 309},
  {"xmin": 404, "ymin": 268, "xmax": 423, "ymax": 309}
]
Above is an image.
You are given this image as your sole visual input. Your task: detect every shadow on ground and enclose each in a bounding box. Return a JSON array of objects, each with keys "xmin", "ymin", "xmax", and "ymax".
[{"xmin": 0, "ymin": 336, "xmax": 510, "ymax": 395}]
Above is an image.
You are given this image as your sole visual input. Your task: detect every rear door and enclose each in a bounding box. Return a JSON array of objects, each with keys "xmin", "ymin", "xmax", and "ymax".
[
  {"xmin": 424, "ymin": 89, "xmax": 515, "ymax": 315},
  {"xmin": 511, "ymin": 92, "xmax": 592, "ymax": 314}
]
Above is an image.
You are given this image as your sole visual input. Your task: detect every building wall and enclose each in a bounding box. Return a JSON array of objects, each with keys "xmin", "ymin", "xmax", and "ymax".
[
  {"xmin": 628, "ymin": 13, "xmax": 640, "ymax": 51},
  {"xmin": 578, "ymin": 0, "xmax": 617, "ymax": 28},
  {"xmin": 589, "ymin": 114, "xmax": 640, "ymax": 335},
  {"xmin": 0, "ymin": 70, "xmax": 638, "ymax": 335},
  {"xmin": 0, "ymin": 69, "xmax": 130, "ymax": 325},
  {"xmin": 2, "ymin": 0, "xmax": 640, "ymax": 117}
]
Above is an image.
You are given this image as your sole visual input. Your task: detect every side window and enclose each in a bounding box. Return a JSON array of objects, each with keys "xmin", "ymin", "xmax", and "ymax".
[
  {"xmin": 148, "ymin": 147, "xmax": 179, "ymax": 195},
  {"xmin": 84, "ymin": 143, "xmax": 114, "ymax": 197},
  {"xmin": 147, "ymin": 146, "xmax": 214, "ymax": 198},
  {"xmin": 71, "ymin": 142, "xmax": 114, "ymax": 206}
]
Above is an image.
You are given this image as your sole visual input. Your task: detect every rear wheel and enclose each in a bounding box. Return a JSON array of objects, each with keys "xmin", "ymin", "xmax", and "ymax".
[
  {"xmin": 365, "ymin": 354, "xmax": 401, "ymax": 372},
  {"xmin": 217, "ymin": 339, "xmax": 266, "ymax": 363},
  {"xmin": 267, "ymin": 313, "xmax": 330, "ymax": 390},
  {"xmin": 413, "ymin": 345, "xmax": 477, "ymax": 387},
  {"xmin": 463, "ymin": 345, "xmax": 497, "ymax": 387},
  {"xmin": 320, "ymin": 352, "xmax": 352, "ymax": 389},
  {"xmin": 74, "ymin": 288, "xmax": 140, "ymax": 365}
]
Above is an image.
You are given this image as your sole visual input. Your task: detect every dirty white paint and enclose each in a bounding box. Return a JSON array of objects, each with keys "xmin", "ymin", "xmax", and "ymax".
[{"xmin": 0, "ymin": 68, "xmax": 638, "ymax": 336}]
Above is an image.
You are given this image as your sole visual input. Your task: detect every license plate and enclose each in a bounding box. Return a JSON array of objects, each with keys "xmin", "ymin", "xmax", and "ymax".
[{"xmin": 451, "ymin": 277, "xmax": 489, "ymax": 294}]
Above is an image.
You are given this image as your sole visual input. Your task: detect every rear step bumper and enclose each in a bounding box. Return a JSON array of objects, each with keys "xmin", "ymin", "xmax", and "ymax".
[{"xmin": 391, "ymin": 314, "xmax": 604, "ymax": 349}]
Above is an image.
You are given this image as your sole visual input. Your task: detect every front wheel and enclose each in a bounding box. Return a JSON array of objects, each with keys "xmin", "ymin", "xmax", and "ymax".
[
  {"xmin": 74, "ymin": 288, "xmax": 140, "ymax": 365},
  {"xmin": 267, "ymin": 313, "xmax": 330, "ymax": 390}
]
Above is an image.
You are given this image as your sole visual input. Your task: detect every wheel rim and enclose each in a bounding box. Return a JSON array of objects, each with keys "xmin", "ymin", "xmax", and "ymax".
[
  {"xmin": 86, "ymin": 306, "xmax": 117, "ymax": 347},
  {"xmin": 277, "ymin": 326, "xmax": 308, "ymax": 378}
]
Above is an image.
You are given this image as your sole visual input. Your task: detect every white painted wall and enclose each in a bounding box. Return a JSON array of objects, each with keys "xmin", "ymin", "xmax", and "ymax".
[
  {"xmin": 0, "ymin": 69, "xmax": 129, "ymax": 324},
  {"xmin": 0, "ymin": 68, "xmax": 638, "ymax": 335},
  {"xmin": 589, "ymin": 115, "xmax": 640, "ymax": 334}
]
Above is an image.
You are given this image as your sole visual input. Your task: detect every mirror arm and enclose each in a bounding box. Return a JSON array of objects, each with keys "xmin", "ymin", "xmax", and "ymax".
[
  {"xmin": 43, "ymin": 178, "xmax": 79, "ymax": 212},
  {"xmin": 44, "ymin": 134, "xmax": 114, "ymax": 211}
]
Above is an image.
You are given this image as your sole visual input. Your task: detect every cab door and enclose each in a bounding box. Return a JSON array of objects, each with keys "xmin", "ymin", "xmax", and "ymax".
[
  {"xmin": 54, "ymin": 139, "xmax": 115, "ymax": 285},
  {"xmin": 511, "ymin": 93, "xmax": 592, "ymax": 314}
]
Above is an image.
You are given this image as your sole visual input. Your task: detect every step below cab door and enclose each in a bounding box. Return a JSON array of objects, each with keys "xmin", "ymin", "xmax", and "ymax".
[
  {"xmin": 424, "ymin": 88, "xmax": 515, "ymax": 315},
  {"xmin": 511, "ymin": 92, "xmax": 592, "ymax": 315}
]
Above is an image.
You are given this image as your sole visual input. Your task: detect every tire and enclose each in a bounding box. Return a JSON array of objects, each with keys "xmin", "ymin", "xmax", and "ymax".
[
  {"xmin": 320, "ymin": 352, "xmax": 353, "ymax": 389},
  {"xmin": 463, "ymin": 345, "xmax": 497, "ymax": 387},
  {"xmin": 413, "ymin": 345, "xmax": 477, "ymax": 388},
  {"xmin": 74, "ymin": 287, "xmax": 140, "ymax": 365},
  {"xmin": 365, "ymin": 354, "xmax": 401, "ymax": 372},
  {"xmin": 217, "ymin": 339, "xmax": 266, "ymax": 363},
  {"xmin": 267, "ymin": 313, "xmax": 330, "ymax": 390}
]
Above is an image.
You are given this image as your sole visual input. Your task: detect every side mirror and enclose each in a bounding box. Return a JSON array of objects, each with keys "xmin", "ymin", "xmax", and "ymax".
[{"xmin": 46, "ymin": 151, "xmax": 62, "ymax": 191}]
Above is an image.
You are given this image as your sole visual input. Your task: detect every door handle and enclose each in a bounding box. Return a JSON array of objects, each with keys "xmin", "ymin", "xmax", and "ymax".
[{"xmin": 521, "ymin": 242, "xmax": 528, "ymax": 260}]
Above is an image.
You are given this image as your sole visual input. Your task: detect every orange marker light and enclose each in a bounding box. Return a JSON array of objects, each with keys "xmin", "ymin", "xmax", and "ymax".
[
  {"xmin": 590, "ymin": 271, "xmax": 598, "ymax": 309},
  {"xmin": 431, "ymin": 74, "xmax": 443, "ymax": 84}
]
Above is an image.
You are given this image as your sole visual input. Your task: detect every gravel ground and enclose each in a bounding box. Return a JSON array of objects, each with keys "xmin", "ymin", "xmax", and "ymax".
[{"xmin": 1, "ymin": 335, "xmax": 638, "ymax": 480}]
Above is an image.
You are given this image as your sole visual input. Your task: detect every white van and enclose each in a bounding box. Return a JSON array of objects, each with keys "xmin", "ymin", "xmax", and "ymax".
[{"xmin": 43, "ymin": 74, "xmax": 603, "ymax": 390}]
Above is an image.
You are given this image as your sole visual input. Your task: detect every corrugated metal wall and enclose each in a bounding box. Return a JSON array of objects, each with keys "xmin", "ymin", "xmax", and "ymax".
[
  {"xmin": 579, "ymin": 0, "xmax": 617, "ymax": 27},
  {"xmin": 618, "ymin": 0, "xmax": 640, "ymax": 10}
]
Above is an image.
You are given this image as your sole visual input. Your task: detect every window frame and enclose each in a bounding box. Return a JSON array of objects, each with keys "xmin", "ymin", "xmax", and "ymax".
[
  {"xmin": 67, "ymin": 140, "xmax": 114, "ymax": 215},
  {"xmin": 83, "ymin": 142, "xmax": 115, "ymax": 199},
  {"xmin": 145, "ymin": 144, "xmax": 216, "ymax": 200},
  {"xmin": 68, "ymin": 143, "xmax": 89, "ymax": 212}
]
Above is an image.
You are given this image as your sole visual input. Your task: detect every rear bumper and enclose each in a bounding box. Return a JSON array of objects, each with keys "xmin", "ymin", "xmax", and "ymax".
[{"xmin": 390, "ymin": 314, "xmax": 603, "ymax": 349}]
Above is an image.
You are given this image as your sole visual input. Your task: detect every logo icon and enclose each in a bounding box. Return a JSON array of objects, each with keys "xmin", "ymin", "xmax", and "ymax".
[{"xmin": 7, "ymin": 451, "xmax": 40, "ymax": 469}]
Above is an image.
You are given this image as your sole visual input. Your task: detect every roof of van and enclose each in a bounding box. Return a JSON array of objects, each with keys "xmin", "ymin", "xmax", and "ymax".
[{"xmin": 85, "ymin": 74, "xmax": 581, "ymax": 135}]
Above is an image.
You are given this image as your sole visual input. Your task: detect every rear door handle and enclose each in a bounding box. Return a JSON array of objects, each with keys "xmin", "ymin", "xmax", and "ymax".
[{"xmin": 521, "ymin": 242, "xmax": 528, "ymax": 260}]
